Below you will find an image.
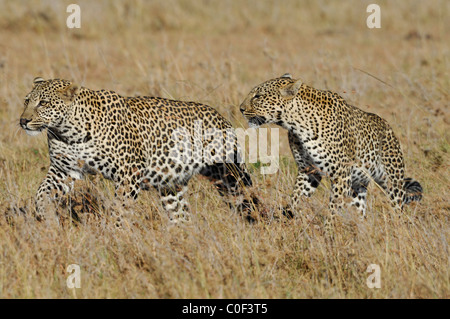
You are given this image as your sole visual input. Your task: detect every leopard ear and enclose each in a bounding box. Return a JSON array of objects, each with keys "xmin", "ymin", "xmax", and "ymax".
[
  {"xmin": 33, "ymin": 77, "xmax": 45, "ymax": 86},
  {"xmin": 58, "ymin": 83, "xmax": 79, "ymax": 103},
  {"xmin": 280, "ymin": 73, "xmax": 292, "ymax": 79},
  {"xmin": 280, "ymin": 79, "xmax": 302, "ymax": 98}
]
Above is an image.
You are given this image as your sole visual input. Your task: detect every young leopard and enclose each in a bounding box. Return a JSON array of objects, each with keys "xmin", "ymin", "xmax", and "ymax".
[
  {"xmin": 20, "ymin": 77, "xmax": 257, "ymax": 225},
  {"xmin": 239, "ymin": 73, "xmax": 422, "ymax": 218}
]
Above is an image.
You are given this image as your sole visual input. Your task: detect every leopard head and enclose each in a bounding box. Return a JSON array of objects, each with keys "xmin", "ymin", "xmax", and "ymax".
[
  {"xmin": 239, "ymin": 73, "xmax": 302, "ymax": 128},
  {"xmin": 20, "ymin": 77, "xmax": 79, "ymax": 136}
]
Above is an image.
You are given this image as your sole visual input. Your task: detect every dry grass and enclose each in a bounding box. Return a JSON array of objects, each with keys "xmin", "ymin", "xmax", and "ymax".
[{"xmin": 0, "ymin": 0, "xmax": 448, "ymax": 298}]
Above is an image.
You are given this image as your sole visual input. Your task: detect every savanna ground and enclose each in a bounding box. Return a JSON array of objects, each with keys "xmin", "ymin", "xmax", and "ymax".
[{"xmin": 0, "ymin": 0, "xmax": 448, "ymax": 298}]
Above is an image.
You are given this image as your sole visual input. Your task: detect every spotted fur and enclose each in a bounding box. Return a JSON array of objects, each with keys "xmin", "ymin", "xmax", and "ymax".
[
  {"xmin": 240, "ymin": 73, "xmax": 422, "ymax": 218},
  {"xmin": 20, "ymin": 77, "xmax": 256, "ymax": 225}
]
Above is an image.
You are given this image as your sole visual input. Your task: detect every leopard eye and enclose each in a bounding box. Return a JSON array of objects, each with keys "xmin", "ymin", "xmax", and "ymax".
[
  {"xmin": 39, "ymin": 100, "xmax": 50, "ymax": 107},
  {"xmin": 254, "ymin": 92, "xmax": 264, "ymax": 99}
]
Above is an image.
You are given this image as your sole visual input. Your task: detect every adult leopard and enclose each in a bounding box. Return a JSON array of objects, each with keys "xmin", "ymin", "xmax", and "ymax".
[
  {"xmin": 239, "ymin": 73, "xmax": 422, "ymax": 220},
  {"xmin": 20, "ymin": 77, "xmax": 257, "ymax": 225}
]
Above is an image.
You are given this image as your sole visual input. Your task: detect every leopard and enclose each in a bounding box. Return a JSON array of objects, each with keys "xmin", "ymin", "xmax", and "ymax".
[
  {"xmin": 239, "ymin": 73, "xmax": 422, "ymax": 221},
  {"xmin": 20, "ymin": 77, "xmax": 258, "ymax": 226}
]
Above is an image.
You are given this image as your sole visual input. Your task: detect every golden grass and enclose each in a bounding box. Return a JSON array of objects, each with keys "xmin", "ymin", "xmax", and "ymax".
[{"xmin": 0, "ymin": 0, "xmax": 448, "ymax": 298}]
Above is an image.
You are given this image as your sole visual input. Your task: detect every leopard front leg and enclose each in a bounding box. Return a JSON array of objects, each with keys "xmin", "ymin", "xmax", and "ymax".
[
  {"xmin": 325, "ymin": 167, "xmax": 352, "ymax": 231},
  {"xmin": 349, "ymin": 183, "xmax": 368, "ymax": 217},
  {"xmin": 291, "ymin": 169, "xmax": 322, "ymax": 207},
  {"xmin": 288, "ymin": 132, "xmax": 322, "ymax": 214},
  {"xmin": 348, "ymin": 167, "xmax": 370, "ymax": 217},
  {"xmin": 35, "ymin": 165, "xmax": 71, "ymax": 221},
  {"xmin": 113, "ymin": 169, "xmax": 142, "ymax": 229},
  {"xmin": 158, "ymin": 184, "xmax": 190, "ymax": 224}
]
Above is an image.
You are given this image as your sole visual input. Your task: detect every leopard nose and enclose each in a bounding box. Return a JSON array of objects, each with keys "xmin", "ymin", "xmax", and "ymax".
[{"xmin": 20, "ymin": 118, "xmax": 30, "ymax": 127}]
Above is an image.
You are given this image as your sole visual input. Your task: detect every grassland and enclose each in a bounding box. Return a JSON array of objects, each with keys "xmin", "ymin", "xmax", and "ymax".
[{"xmin": 0, "ymin": 0, "xmax": 448, "ymax": 298}]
